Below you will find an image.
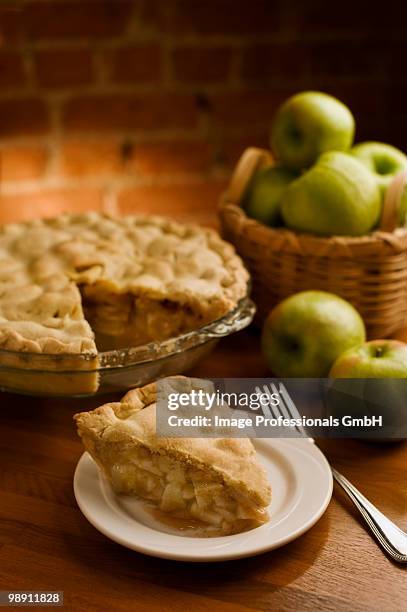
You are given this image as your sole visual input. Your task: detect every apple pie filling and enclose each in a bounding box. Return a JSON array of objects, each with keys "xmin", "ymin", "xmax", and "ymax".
[
  {"xmin": 106, "ymin": 444, "xmax": 268, "ymax": 535},
  {"xmin": 80, "ymin": 285, "xmax": 208, "ymax": 351}
]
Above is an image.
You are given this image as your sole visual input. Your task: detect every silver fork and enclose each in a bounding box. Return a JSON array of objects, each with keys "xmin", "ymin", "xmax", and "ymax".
[{"xmin": 260, "ymin": 382, "xmax": 407, "ymax": 564}]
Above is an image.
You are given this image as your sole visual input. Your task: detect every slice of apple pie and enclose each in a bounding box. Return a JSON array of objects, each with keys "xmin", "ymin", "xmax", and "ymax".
[{"xmin": 74, "ymin": 379, "xmax": 271, "ymax": 536}]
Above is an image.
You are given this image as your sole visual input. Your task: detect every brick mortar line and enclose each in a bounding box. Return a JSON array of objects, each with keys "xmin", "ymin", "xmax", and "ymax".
[
  {"xmin": 0, "ymin": 72, "xmax": 392, "ymax": 105},
  {"xmin": 2, "ymin": 31, "xmax": 400, "ymax": 54},
  {"xmin": 0, "ymin": 130, "xmax": 235, "ymax": 147},
  {"xmin": 0, "ymin": 82, "xmax": 251, "ymax": 99},
  {"xmin": 91, "ymin": 47, "xmax": 108, "ymax": 86},
  {"xmin": 0, "ymin": 35, "xmax": 296, "ymax": 53},
  {"xmin": 0, "ymin": 172, "xmax": 230, "ymax": 195},
  {"xmin": 102, "ymin": 184, "xmax": 119, "ymax": 215},
  {"xmin": 0, "ymin": 125, "xmax": 270, "ymax": 152},
  {"xmin": 0, "ymin": 127, "xmax": 276, "ymax": 150}
]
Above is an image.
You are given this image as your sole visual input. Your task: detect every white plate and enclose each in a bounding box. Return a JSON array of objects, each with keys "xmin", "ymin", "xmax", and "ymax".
[{"xmin": 73, "ymin": 439, "xmax": 333, "ymax": 562}]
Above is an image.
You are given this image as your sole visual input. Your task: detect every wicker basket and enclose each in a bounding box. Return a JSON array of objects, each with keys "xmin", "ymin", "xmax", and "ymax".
[{"xmin": 219, "ymin": 147, "xmax": 407, "ymax": 338}]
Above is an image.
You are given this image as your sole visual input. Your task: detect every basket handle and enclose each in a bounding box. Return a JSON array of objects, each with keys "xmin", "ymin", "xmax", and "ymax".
[
  {"xmin": 225, "ymin": 147, "xmax": 274, "ymax": 205},
  {"xmin": 380, "ymin": 170, "xmax": 407, "ymax": 232}
]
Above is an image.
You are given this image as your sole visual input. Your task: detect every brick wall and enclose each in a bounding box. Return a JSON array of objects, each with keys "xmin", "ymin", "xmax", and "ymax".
[{"xmin": 0, "ymin": 0, "xmax": 405, "ymax": 225}]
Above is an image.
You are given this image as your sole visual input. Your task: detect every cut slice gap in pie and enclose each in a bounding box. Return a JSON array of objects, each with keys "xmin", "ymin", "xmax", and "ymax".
[
  {"xmin": 78, "ymin": 283, "xmax": 213, "ymax": 352},
  {"xmin": 74, "ymin": 378, "xmax": 271, "ymax": 537}
]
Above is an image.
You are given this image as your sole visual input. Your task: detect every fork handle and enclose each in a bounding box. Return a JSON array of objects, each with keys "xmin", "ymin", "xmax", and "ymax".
[{"xmin": 332, "ymin": 468, "xmax": 407, "ymax": 563}]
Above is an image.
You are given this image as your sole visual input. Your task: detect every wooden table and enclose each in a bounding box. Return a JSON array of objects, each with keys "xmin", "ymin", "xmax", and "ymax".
[{"xmin": 0, "ymin": 328, "xmax": 406, "ymax": 611}]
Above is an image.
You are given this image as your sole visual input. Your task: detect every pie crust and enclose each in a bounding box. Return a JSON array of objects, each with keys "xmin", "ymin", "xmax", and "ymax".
[
  {"xmin": 74, "ymin": 378, "xmax": 271, "ymax": 536},
  {"xmin": 0, "ymin": 213, "xmax": 248, "ymax": 393}
]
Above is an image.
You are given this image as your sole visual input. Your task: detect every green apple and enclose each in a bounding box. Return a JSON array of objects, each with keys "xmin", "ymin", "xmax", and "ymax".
[
  {"xmin": 351, "ymin": 141, "xmax": 407, "ymax": 196},
  {"xmin": 281, "ymin": 151, "xmax": 382, "ymax": 236},
  {"xmin": 330, "ymin": 339, "xmax": 407, "ymax": 377},
  {"xmin": 327, "ymin": 340, "xmax": 407, "ymax": 439},
  {"xmin": 271, "ymin": 91, "xmax": 355, "ymax": 170},
  {"xmin": 261, "ymin": 290, "xmax": 366, "ymax": 377},
  {"xmin": 243, "ymin": 166, "xmax": 297, "ymax": 226}
]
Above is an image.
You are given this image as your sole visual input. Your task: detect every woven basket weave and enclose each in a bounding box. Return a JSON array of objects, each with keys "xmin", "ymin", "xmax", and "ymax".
[{"xmin": 219, "ymin": 147, "xmax": 407, "ymax": 338}]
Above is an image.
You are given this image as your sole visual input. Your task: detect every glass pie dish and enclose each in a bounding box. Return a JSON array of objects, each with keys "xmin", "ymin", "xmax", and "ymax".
[{"xmin": 0, "ymin": 295, "xmax": 255, "ymax": 397}]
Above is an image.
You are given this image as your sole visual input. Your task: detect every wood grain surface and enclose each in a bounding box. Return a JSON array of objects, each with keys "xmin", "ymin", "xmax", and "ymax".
[{"xmin": 0, "ymin": 327, "xmax": 406, "ymax": 611}]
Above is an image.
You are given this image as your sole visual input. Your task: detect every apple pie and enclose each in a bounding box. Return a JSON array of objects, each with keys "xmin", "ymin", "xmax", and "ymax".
[
  {"xmin": 74, "ymin": 378, "xmax": 271, "ymax": 536},
  {"xmin": 0, "ymin": 213, "xmax": 248, "ymax": 393}
]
